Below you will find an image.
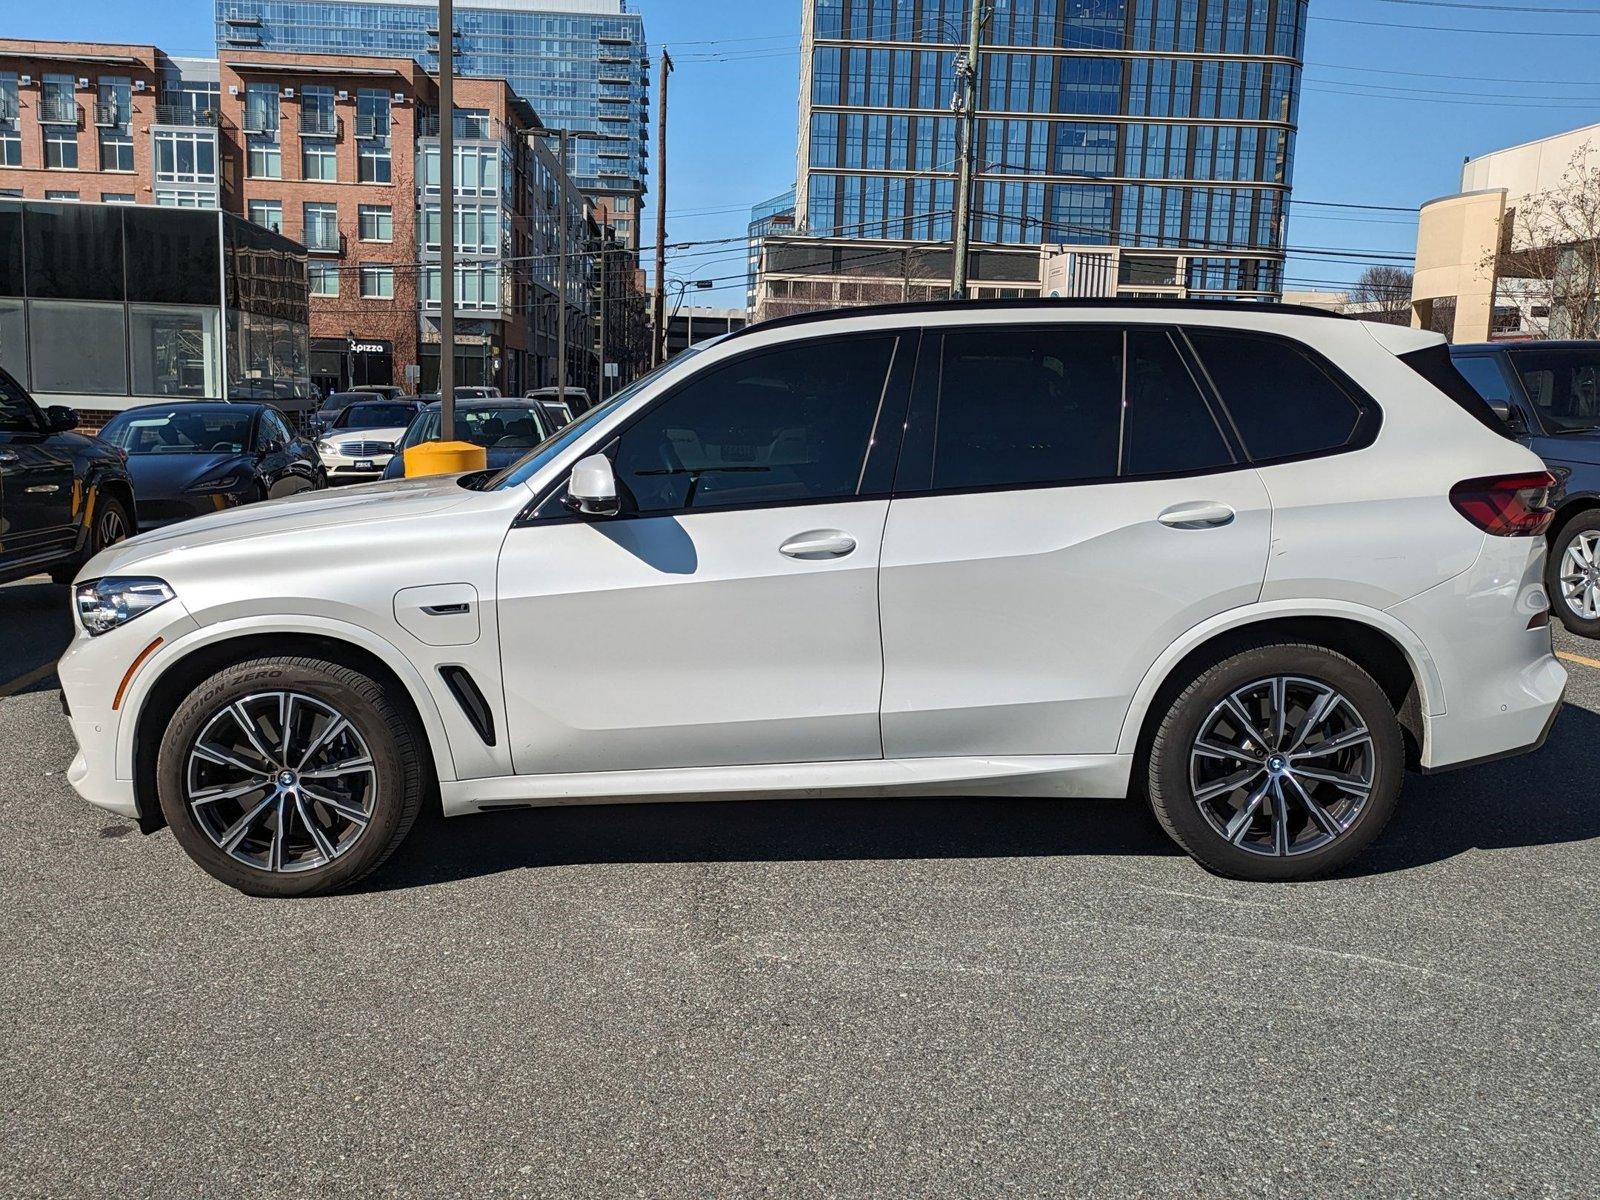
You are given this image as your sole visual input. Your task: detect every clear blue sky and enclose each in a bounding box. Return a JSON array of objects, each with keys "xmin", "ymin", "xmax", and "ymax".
[{"xmin": 13, "ymin": 1, "xmax": 1600, "ymax": 303}]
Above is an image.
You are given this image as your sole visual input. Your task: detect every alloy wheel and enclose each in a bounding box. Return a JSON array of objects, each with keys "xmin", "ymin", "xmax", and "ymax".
[
  {"xmin": 97, "ymin": 505, "xmax": 127, "ymax": 549},
  {"xmin": 1188, "ymin": 675, "xmax": 1376, "ymax": 858},
  {"xmin": 185, "ymin": 691, "xmax": 377, "ymax": 874},
  {"xmin": 1558, "ymin": 530, "xmax": 1600, "ymax": 621}
]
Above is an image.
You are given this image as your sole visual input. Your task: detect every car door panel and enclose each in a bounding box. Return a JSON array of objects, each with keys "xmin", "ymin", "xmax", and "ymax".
[
  {"xmin": 879, "ymin": 472, "xmax": 1271, "ymax": 757},
  {"xmin": 0, "ymin": 377, "xmax": 76, "ymax": 557},
  {"xmin": 498, "ymin": 499, "xmax": 890, "ymax": 775}
]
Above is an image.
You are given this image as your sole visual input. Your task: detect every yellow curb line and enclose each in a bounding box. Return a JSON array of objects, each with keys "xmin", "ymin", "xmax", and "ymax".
[
  {"xmin": 0, "ymin": 663, "xmax": 58, "ymax": 699},
  {"xmin": 1557, "ymin": 650, "xmax": 1600, "ymax": 671}
]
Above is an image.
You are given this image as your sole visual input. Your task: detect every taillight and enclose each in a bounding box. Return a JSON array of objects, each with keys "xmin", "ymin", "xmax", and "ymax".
[{"xmin": 1449, "ymin": 472, "xmax": 1557, "ymax": 537}]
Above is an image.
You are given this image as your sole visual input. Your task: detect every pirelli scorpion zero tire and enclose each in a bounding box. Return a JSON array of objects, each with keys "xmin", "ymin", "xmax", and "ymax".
[
  {"xmin": 156, "ymin": 655, "xmax": 427, "ymax": 897},
  {"xmin": 1145, "ymin": 643, "xmax": 1404, "ymax": 882}
]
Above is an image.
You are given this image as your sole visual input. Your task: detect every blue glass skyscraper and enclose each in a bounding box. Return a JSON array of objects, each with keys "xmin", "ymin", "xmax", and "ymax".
[
  {"xmin": 797, "ymin": 0, "xmax": 1306, "ymax": 297},
  {"xmin": 217, "ymin": 0, "xmax": 650, "ymax": 243}
]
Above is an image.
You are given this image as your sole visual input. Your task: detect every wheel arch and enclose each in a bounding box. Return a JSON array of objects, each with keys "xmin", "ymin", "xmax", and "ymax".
[
  {"xmin": 1119, "ymin": 609, "xmax": 1433, "ymax": 775},
  {"xmin": 88, "ymin": 471, "xmax": 138, "ymax": 542},
  {"xmin": 1548, "ymin": 492, "xmax": 1600, "ymax": 546},
  {"xmin": 125, "ymin": 622, "xmax": 455, "ymax": 834}
]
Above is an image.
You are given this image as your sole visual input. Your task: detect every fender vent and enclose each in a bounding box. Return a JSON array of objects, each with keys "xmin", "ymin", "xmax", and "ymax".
[{"xmin": 439, "ymin": 665, "xmax": 496, "ymax": 747}]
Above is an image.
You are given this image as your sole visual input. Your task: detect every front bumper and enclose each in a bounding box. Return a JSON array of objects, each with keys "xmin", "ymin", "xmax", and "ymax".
[{"xmin": 135, "ymin": 494, "xmax": 243, "ymax": 531}]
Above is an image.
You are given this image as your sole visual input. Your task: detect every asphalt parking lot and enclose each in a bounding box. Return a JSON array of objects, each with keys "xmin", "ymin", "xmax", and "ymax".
[{"xmin": 1, "ymin": 575, "xmax": 1596, "ymax": 1198}]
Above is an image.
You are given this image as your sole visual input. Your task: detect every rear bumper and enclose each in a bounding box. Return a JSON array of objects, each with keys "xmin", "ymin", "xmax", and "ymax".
[{"xmin": 1420, "ymin": 696, "xmax": 1562, "ymax": 775}]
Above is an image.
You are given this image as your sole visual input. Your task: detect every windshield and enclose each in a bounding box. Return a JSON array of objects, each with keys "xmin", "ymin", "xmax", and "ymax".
[
  {"xmin": 319, "ymin": 394, "xmax": 362, "ymax": 413},
  {"xmin": 1511, "ymin": 348, "xmax": 1600, "ymax": 434},
  {"xmin": 334, "ymin": 403, "xmax": 414, "ymax": 430},
  {"xmin": 489, "ymin": 348, "xmax": 706, "ymax": 491},
  {"xmin": 101, "ymin": 409, "xmax": 255, "ymax": 455},
  {"xmin": 408, "ymin": 405, "xmax": 548, "ymax": 450}
]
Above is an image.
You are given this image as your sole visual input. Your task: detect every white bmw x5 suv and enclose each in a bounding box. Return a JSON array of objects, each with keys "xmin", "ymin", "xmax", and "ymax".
[{"xmin": 58, "ymin": 301, "xmax": 1566, "ymax": 896}]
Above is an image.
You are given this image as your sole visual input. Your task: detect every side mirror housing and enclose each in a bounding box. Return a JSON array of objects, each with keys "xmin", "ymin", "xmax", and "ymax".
[
  {"xmin": 45, "ymin": 405, "xmax": 78, "ymax": 433},
  {"xmin": 563, "ymin": 453, "xmax": 621, "ymax": 517},
  {"xmin": 1488, "ymin": 401, "xmax": 1526, "ymax": 435}
]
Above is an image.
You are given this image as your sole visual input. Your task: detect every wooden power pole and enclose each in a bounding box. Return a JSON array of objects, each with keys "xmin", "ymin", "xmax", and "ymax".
[
  {"xmin": 651, "ymin": 48, "xmax": 673, "ymax": 366},
  {"xmin": 950, "ymin": 4, "xmax": 986, "ymax": 299}
]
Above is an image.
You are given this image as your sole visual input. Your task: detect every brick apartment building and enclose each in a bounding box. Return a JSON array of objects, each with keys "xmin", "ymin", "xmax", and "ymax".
[{"xmin": 2, "ymin": 38, "xmax": 630, "ymax": 401}]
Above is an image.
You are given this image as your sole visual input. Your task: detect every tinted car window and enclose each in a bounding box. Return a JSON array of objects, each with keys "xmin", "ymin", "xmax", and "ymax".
[
  {"xmin": 0, "ymin": 369, "xmax": 39, "ymax": 433},
  {"xmin": 613, "ymin": 337, "xmax": 895, "ymax": 514},
  {"xmin": 1123, "ymin": 330, "xmax": 1234, "ymax": 476},
  {"xmin": 1450, "ymin": 354, "xmax": 1514, "ymax": 406},
  {"xmin": 931, "ymin": 327, "xmax": 1123, "ymax": 491},
  {"xmin": 102, "ymin": 408, "xmax": 255, "ymax": 454},
  {"xmin": 1188, "ymin": 331, "xmax": 1362, "ymax": 462},
  {"xmin": 1508, "ymin": 347, "xmax": 1600, "ymax": 434}
]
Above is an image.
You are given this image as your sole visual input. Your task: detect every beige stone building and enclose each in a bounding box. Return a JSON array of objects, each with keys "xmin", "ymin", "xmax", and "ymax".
[{"xmin": 1413, "ymin": 122, "xmax": 1600, "ymax": 342}]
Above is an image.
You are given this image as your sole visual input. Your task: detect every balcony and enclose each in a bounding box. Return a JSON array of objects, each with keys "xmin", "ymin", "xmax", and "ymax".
[
  {"xmin": 303, "ymin": 227, "xmax": 345, "ymax": 255},
  {"xmin": 38, "ymin": 95, "xmax": 82, "ymax": 126},
  {"xmin": 155, "ymin": 104, "xmax": 220, "ymax": 127},
  {"xmin": 93, "ymin": 101, "xmax": 123, "ymax": 127},
  {"xmin": 224, "ymin": 15, "xmax": 263, "ymax": 26},
  {"xmin": 0, "ymin": 94, "xmax": 18, "ymax": 122},
  {"xmin": 355, "ymin": 113, "xmax": 388, "ymax": 138},
  {"xmin": 418, "ymin": 113, "xmax": 498, "ymax": 140},
  {"xmin": 242, "ymin": 109, "xmax": 280, "ymax": 134},
  {"xmin": 298, "ymin": 109, "xmax": 339, "ymax": 137}
]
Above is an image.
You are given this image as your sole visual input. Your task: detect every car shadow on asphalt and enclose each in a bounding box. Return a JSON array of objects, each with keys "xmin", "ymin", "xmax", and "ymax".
[
  {"xmin": 358, "ymin": 706, "xmax": 1600, "ymax": 892},
  {"xmin": 0, "ymin": 579, "xmax": 73, "ymax": 696}
]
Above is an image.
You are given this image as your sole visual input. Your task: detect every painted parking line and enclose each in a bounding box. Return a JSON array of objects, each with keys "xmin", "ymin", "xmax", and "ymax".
[
  {"xmin": 1557, "ymin": 650, "xmax": 1600, "ymax": 672},
  {"xmin": 0, "ymin": 663, "xmax": 57, "ymax": 699}
]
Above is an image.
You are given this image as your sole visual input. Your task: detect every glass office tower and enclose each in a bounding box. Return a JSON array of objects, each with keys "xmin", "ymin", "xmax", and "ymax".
[
  {"xmin": 798, "ymin": 0, "xmax": 1306, "ymax": 297},
  {"xmin": 215, "ymin": 0, "xmax": 649, "ymax": 220}
]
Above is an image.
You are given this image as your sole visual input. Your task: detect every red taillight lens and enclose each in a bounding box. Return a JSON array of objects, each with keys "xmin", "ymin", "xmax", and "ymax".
[{"xmin": 1449, "ymin": 472, "xmax": 1557, "ymax": 537}]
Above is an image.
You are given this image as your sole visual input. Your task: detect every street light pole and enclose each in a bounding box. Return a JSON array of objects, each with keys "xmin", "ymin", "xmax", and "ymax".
[
  {"xmin": 950, "ymin": 3, "xmax": 986, "ymax": 300},
  {"xmin": 651, "ymin": 48, "xmax": 673, "ymax": 367},
  {"xmin": 556, "ymin": 126, "xmax": 570, "ymax": 397},
  {"xmin": 438, "ymin": 0, "xmax": 456, "ymax": 436}
]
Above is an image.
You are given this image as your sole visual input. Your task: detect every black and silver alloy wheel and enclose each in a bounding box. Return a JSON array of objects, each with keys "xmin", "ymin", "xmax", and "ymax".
[
  {"xmin": 185, "ymin": 691, "xmax": 377, "ymax": 874},
  {"xmin": 95, "ymin": 502, "xmax": 128, "ymax": 550},
  {"xmin": 1146, "ymin": 643, "xmax": 1403, "ymax": 882},
  {"xmin": 157, "ymin": 655, "xmax": 427, "ymax": 896},
  {"xmin": 1188, "ymin": 676, "xmax": 1375, "ymax": 859}
]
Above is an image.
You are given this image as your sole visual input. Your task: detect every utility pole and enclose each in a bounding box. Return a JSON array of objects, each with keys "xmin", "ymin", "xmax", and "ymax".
[
  {"xmin": 596, "ymin": 243, "xmax": 608, "ymax": 400},
  {"xmin": 950, "ymin": 3, "xmax": 985, "ymax": 299},
  {"xmin": 651, "ymin": 48, "xmax": 673, "ymax": 366},
  {"xmin": 438, "ymin": 0, "xmax": 456, "ymax": 435},
  {"xmin": 556, "ymin": 126, "xmax": 570, "ymax": 398}
]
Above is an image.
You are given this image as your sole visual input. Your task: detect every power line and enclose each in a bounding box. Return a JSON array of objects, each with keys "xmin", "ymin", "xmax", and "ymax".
[
  {"xmin": 1314, "ymin": 13, "xmax": 1600, "ymax": 35},
  {"xmin": 1375, "ymin": 0, "xmax": 1600, "ymax": 13}
]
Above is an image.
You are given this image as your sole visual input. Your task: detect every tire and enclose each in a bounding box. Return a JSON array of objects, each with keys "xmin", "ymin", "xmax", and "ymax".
[
  {"xmin": 1546, "ymin": 509, "xmax": 1600, "ymax": 638},
  {"xmin": 49, "ymin": 489, "xmax": 132, "ymax": 585},
  {"xmin": 155, "ymin": 655, "xmax": 427, "ymax": 897},
  {"xmin": 1145, "ymin": 643, "xmax": 1404, "ymax": 882}
]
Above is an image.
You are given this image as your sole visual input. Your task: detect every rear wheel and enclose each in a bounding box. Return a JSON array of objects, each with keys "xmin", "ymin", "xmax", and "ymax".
[
  {"xmin": 1547, "ymin": 509, "xmax": 1600, "ymax": 638},
  {"xmin": 156, "ymin": 655, "xmax": 427, "ymax": 897},
  {"xmin": 1146, "ymin": 644, "xmax": 1404, "ymax": 881}
]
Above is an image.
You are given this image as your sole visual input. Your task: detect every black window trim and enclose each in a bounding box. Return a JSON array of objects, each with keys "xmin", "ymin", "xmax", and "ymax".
[
  {"xmin": 514, "ymin": 328, "xmax": 921, "ymax": 527},
  {"xmin": 0, "ymin": 364, "xmax": 45, "ymax": 436},
  {"xmin": 890, "ymin": 321, "xmax": 1251, "ymax": 502},
  {"xmin": 1180, "ymin": 325, "xmax": 1383, "ymax": 470}
]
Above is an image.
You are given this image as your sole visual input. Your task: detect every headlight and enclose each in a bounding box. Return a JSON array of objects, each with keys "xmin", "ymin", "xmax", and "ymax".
[
  {"xmin": 75, "ymin": 577, "xmax": 175, "ymax": 637},
  {"xmin": 318, "ymin": 440, "xmax": 336, "ymax": 456},
  {"xmin": 187, "ymin": 473, "xmax": 242, "ymax": 494},
  {"xmin": 373, "ymin": 442, "xmax": 396, "ymax": 455}
]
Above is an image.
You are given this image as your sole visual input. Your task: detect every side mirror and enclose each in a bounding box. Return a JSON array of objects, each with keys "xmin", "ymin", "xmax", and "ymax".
[
  {"xmin": 1488, "ymin": 401, "xmax": 1526, "ymax": 434},
  {"xmin": 562, "ymin": 453, "xmax": 621, "ymax": 518},
  {"xmin": 45, "ymin": 405, "xmax": 78, "ymax": 433}
]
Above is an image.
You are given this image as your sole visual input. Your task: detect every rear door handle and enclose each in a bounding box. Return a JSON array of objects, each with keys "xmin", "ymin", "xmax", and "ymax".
[
  {"xmin": 780, "ymin": 530, "xmax": 857, "ymax": 560},
  {"xmin": 1157, "ymin": 502, "xmax": 1236, "ymax": 530}
]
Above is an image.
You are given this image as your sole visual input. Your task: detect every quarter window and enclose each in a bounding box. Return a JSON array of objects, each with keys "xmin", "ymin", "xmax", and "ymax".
[
  {"xmin": 611, "ymin": 337, "xmax": 897, "ymax": 514},
  {"xmin": 1187, "ymin": 330, "xmax": 1363, "ymax": 462},
  {"xmin": 931, "ymin": 327, "xmax": 1123, "ymax": 490}
]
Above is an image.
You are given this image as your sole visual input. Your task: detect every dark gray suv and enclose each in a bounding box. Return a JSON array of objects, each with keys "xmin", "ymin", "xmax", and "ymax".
[{"xmin": 1452, "ymin": 341, "xmax": 1600, "ymax": 635}]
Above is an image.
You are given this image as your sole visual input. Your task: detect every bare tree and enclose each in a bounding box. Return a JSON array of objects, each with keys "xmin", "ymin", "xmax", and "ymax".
[
  {"xmin": 1349, "ymin": 265, "xmax": 1414, "ymax": 325},
  {"xmin": 1489, "ymin": 144, "xmax": 1600, "ymax": 340}
]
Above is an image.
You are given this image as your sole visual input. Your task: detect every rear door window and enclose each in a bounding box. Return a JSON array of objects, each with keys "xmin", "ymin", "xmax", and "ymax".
[
  {"xmin": 1123, "ymin": 329, "xmax": 1234, "ymax": 476},
  {"xmin": 1507, "ymin": 347, "xmax": 1600, "ymax": 434},
  {"xmin": 1187, "ymin": 330, "xmax": 1365, "ymax": 463}
]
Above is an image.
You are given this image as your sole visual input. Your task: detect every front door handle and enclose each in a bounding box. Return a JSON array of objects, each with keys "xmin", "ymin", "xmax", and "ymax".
[
  {"xmin": 1157, "ymin": 502, "xmax": 1236, "ymax": 530},
  {"xmin": 780, "ymin": 530, "xmax": 857, "ymax": 560}
]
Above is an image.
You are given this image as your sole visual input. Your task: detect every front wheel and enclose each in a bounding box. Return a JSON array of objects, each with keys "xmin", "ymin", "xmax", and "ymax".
[
  {"xmin": 155, "ymin": 655, "xmax": 428, "ymax": 897},
  {"xmin": 1145, "ymin": 644, "xmax": 1404, "ymax": 882},
  {"xmin": 1547, "ymin": 509, "xmax": 1600, "ymax": 638},
  {"xmin": 50, "ymin": 490, "xmax": 131, "ymax": 585}
]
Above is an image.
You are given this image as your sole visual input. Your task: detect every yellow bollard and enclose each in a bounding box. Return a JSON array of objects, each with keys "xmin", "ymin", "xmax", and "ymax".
[{"xmin": 404, "ymin": 440, "xmax": 488, "ymax": 478}]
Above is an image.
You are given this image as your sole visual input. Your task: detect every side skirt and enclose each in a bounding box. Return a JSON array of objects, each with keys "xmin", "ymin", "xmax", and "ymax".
[{"xmin": 439, "ymin": 754, "xmax": 1135, "ymax": 817}]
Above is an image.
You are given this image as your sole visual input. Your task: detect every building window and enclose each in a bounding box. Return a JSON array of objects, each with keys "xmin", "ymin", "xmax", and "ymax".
[
  {"xmin": 102, "ymin": 192, "xmax": 135, "ymax": 204},
  {"xmin": 356, "ymin": 88, "xmax": 389, "ymax": 137},
  {"xmin": 302, "ymin": 137, "xmax": 336, "ymax": 182},
  {"xmin": 359, "ymin": 265, "xmax": 394, "ymax": 299},
  {"xmin": 40, "ymin": 74, "xmax": 77, "ymax": 125},
  {"xmin": 247, "ymin": 134, "xmax": 280, "ymax": 179},
  {"xmin": 44, "ymin": 190, "xmax": 80, "ymax": 202},
  {"xmin": 308, "ymin": 263, "xmax": 339, "ymax": 297},
  {"xmin": 299, "ymin": 85, "xmax": 336, "ymax": 136},
  {"xmin": 44, "ymin": 128, "xmax": 79, "ymax": 170},
  {"xmin": 247, "ymin": 199, "xmax": 283, "ymax": 232},
  {"xmin": 155, "ymin": 188, "xmax": 214, "ymax": 208},
  {"xmin": 244, "ymin": 81, "xmax": 279, "ymax": 133},
  {"xmin": 100, "ymin": 129, "xmax": 135, "ymax": 172},
  {"xmin": 29, "ymin": 299, "xmax": 128, "ymax": 395},
  {"xmin": 97, "ymin": 76, "xmax": 131, "ymax": 128},
  {"xmin": 155, "ymin": 129, "xmax": 217, "ymax": 185},
  {"xmin": 303, "ymin": 202, "xmax": 339, "ymax": 253},
  {"xmin": 358, "ymin": 138, "xmax": 391, "ymax": 183},
  {"xmin": 358, "ymin": 204, "xmax": 392, "ymax": 241},
  {"xmin": 0, "ymin": 128, "xmax": 18, "ymax": 168}
]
